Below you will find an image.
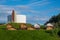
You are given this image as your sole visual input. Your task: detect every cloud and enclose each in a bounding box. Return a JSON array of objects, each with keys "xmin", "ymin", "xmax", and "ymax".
[
  {"xmin": 0, "ymin": 5, "xmax": 16, "ymax": 14},
  {"xmin": 27, "ymin": 15, "xmax": 49, "ymax": 24},
  {"xmin": 34, "ymin": 16, "xmax": 49, "ymax": 21},
  {"xmin": 0, "ymin": 0, "xmax": 51, "ymax": 15},
  {"xmin": 0, "ymin": 5, "xmax": 40, "ymax": 15},
  {"xmin": 10, "ymin": 0, "xmax": 20, "ymax": 1},
  {"xmin": 0, "ymin": 5, "xmax": 14, "ymax": 10},
  {"xmin": 29, "ymin": 0, "xmax": 46, "ymax": 5},
  {"xmin": 0, "ymin": 16, "xmax": 7, "ymax": 22},
  {"xmin": 55, "ymin": 8, "xmax": 60, "ymax": 11},
  {"xmin": 0, "ymin": 4, "xmax": 57, "ymax": 16},
  {"xmin": 28, "ymin": 0, "xmax": 50, "ymax": 6},
  {"xmin": 15, "ymin": 5, "xmax": 29, "ymax": 10},
  {"xmin": 27, "ymin": 16, "xmax": 49, "ymax": 21},
  {"xmin": 20, "ymin": 10, "xmax": 40, "ymax": 15},
  {"xmin": 35, "ymin": 2, "xmax": 50, "ymax": 6}
]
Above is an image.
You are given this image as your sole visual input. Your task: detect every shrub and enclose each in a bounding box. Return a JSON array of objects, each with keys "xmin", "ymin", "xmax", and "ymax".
[{"xmin": 57, "ymin": 29, "xmax": 60, "ymax": 37}]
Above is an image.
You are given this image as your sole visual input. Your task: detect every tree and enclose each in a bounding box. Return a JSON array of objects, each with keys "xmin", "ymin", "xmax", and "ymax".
[{"xmin": 44, "ymin": 13, "xmax": 60, "ymax": 28}]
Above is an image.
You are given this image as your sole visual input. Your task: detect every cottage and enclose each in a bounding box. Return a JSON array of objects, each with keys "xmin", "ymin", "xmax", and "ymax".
[
  {"xmin": 20, "ymin": 24, "xmax": 27, "ymax": 30},
  {"xmin": 34, "ymin": 24, "xmax": 40, "ymax": 29},
  {"xmin": 6, "ymin": 24, "xmax": 16, "ymax": 30},
  {"xmin": 46, "ymin": 23, "xmax": 54, "ymax": 30},
  {"xmin": 27, "ymin": 27, "xmax": 35, "ymax": 30}
]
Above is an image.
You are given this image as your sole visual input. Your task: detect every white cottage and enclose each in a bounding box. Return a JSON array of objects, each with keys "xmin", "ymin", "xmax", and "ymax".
[
  {"xmin": 46, "ymin": 23, "xmax": 54, "ymax": 30},
  {"xmin": 34, "ymin": 24, "xmax": 40, "ymax": 29}
]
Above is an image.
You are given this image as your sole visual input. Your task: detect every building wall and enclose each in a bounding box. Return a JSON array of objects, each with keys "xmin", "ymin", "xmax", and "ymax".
[
  {"xmin": 7, "ymin": 15, "xmax": 12, "ymax": 23},
  {"xmin": 14, "ymin": 15, "xmax": 26, "ymax": 23}
]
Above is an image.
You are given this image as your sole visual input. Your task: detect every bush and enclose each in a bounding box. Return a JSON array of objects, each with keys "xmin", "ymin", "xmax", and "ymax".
[
  {"xmin": 40, "ymin": 25, "xmax": 45, "ymax": 29},
  {"xmin": 45, "ymin": 30, "xmax": 54, "ymax": 36},
  {"xmin": 45, "ymin": 28, "xmax": 59, "ymax": 37},
  {"xmin": 58, "ymin": 31, "xmax": 60, "ymax": 37}
]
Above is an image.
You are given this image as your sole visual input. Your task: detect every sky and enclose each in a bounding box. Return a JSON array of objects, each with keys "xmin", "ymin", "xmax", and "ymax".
[{"xmin": 0, "ymin": 0, "xmax": 60, "ymax": 24}]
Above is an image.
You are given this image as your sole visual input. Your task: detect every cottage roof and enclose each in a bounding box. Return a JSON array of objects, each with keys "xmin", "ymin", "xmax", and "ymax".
[
  {"xmin": 34, "ymin": 24, "xmax": 40, "ymax": 28},
  {"xmin": 46, "ymin": 23, "xmax": 53, "ymax": 26}
]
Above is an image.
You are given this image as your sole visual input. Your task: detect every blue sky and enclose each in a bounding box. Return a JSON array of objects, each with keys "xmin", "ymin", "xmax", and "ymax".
[{"xmin": 0, "ymin": 0, "xmax": 60, "ymax": 24}]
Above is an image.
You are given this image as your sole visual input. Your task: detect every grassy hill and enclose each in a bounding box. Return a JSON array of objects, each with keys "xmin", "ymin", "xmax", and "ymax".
[
  {"xmin": 0, "ymin": 30, "xmax": 59, "ymax": 40},
  {"xmin": 0, "ymin": 23, "xmax": 60, "ymax": 40}
]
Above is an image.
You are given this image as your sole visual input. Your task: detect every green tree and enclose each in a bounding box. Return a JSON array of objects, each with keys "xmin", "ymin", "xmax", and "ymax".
[{"xmin": 45, "ymin": 13, "xmax": 60, "ymax": 28}]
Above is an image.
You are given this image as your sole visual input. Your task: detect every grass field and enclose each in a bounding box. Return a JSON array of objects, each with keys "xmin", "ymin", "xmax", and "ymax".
[
  {"xmin": 0, "ymin": 23, "xmax": 60, "ymax": 40},
  {"xmin": 0, "ymin": 30, "xmax": 59, "ymax": 40}
]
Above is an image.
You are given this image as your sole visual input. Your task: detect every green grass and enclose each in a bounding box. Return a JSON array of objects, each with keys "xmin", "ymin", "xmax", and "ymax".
[
  {"xmin": 0, "ymin": 30, "xmax": 59, "ymax": 40},
  {"xmin": 0, "ymin": 23, "xmax": 60, "ymax": 40}
]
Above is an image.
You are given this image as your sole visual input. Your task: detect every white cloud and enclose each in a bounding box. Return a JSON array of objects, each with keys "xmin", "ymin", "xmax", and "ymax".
[
  {"xmin": 28, "ymin": 0, "xmax": 50, "ymax": 6},
  {"xmin": 0, "ymin": 17, "xmax": 7, "ymax": 21},
  {"xmin": 0, "ymin": 5, "xmax": 15, "ymax": 14},
  {"xmin": 55, "ymin": 8, "xmax": 60, "ymax": 11},
  {"xmin": 27, "ymin": 16, "xmax": 49, "ymax": 21},
  {"xmin": 15, "ymin": 5, "xmax": 29, "ymax": 10},
  {"xmin": 29, "ymin": 0, "xmax": 46, "ymax": 5},
  {"xmin": 33, "ymin": 16, "xmax": 49, "ymax": 21},
  {"xmin": 0, "ymin": 0, "xmax": 51, "ymax": 15}
]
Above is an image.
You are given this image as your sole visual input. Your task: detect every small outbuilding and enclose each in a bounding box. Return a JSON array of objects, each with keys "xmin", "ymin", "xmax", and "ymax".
[
  {"xmin": 27, "ymin": 27, "xmax": 35, "ymax": 30},
  {"xmin": 20, "ymin": 24, "xmax": 27, "ymax": 30},
  {"xmin": 6, "ymin": 24, "xmax": 16, "ymax": 30},
  {"xmin": 46, "ymin": 23, "xmax": 54, "ymax": 30},
  {"xmin": 34, "ymin": 24, "xmax": 40, "ymax": 29}
]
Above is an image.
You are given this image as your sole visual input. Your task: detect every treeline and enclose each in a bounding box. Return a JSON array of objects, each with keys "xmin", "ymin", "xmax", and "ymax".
[{"xmin": 45, "ymin": 13, "xmax": 60, "ymax": 28}]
